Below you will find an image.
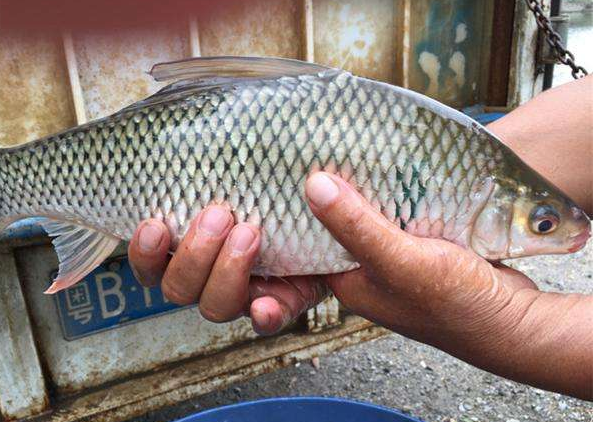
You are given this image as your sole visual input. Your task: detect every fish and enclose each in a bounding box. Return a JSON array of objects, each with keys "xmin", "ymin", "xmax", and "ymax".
[{"xmin": 0, "ymin": 56, "xmax": 589, "ymax": 294}]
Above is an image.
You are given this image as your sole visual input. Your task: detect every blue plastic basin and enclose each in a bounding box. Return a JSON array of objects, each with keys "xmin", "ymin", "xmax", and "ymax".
[{"xmin": 176, "ymin": 397, "xmax": 424, "ymax": 422}]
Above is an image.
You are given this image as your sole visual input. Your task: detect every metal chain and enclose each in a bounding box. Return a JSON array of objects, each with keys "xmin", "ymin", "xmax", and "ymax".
[{"xmin": 524, "ymin": 0, "xmax": 588, "ymax": 79}]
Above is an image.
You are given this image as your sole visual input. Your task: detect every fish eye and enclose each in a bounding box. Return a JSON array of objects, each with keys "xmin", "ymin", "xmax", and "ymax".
[{"xmin": 529, "ymin": 205, "xmax": 560, "ymax": 235}]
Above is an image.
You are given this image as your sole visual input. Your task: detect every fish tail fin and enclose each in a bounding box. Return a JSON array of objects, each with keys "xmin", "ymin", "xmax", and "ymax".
[{"xmin": 40, "ymin": 220, "xmax": 120, "ymax": 294}]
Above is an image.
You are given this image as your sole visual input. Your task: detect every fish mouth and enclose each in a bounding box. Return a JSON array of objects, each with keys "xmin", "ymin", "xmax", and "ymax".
[{"xmin": 568, "ymin": 229, "xmax": 591, "ymax": 253}]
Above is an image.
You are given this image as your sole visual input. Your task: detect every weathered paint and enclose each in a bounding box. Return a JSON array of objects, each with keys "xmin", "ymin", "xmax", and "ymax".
[
  {"xmin": 0, "ymin": 252, "xmax": 48, "ymax": 420},
  {"xmin": 313, "ymin": 0, "xmax": 396, "ymax": 82},
  {"xmin": 407, "ymin": 0, "xmax": 494, "ymax": 107},
  {"xmin": 507, "ymin": 0, "xmax": 545, "ymax": 107},
  {"xmin": 40, "ymin": 317, "xmax": 386, "ymax": 422},
  {"xmin": 62, "ymin": 32, "xmax": 88, "ymax": 124},
  {"xmin": 301, "ymin": 0, "xmax": 315, "ymax": 62},
  {"xmin": 0, "ymin": 219, "xmax": 46, "ymax": 242},
  {"xmin": 197, "ymin": 0, "xmax": 301, "ymax": 58},
  {"xmin": 17, "ymin": 244, "xmax": 258, "ymax": 393},
  {"xmin": 72, "ymin": 25, "xmax": 187, "ymax": 121},
  {"xmin": 188, "ymin": 17, "xmax": 202, "ymax": 57},
  {"xmin": 0, "ymin": 33, "xmax": 75, "ymax": 147}
]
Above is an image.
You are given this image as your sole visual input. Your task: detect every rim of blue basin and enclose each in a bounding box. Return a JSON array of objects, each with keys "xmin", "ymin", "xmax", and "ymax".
[{"xmin": 175, "ymin": 396, "xmax": 424, "ymax": 422}]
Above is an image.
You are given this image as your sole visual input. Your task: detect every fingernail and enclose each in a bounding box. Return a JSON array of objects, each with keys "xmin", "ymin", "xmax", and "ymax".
[
  {"xmin": 199, "ymin": 206, "xmax": 229, "ymax": 236},
  {"xmin": 306, "ymin": 173, "xmax": 340, "ymax": 207},
  {"xmin": 253, "ymin": 307, "xmax": 271, "ymax": 330},
  {"xmin": 229, "ymin": 225, "xmax": 256, "ymax": 255},
  {"xmin": 139, "ymin": 222, "xmax": 163, "ymax": 253}
]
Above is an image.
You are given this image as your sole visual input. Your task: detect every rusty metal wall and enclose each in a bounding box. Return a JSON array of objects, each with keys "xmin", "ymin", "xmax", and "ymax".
[
  {"xmin": 403, "ymin": 0, "xmax": 494, "ymax": 107},
  {"xmin": 198, "ymin": 0, "xmax": 302, "ymax": 58},
  {"xmin": 313, "ymin": 0, "xmax": 397, "ymax": 82},
  {"xmin": 17, "ymin": 244, "xmax": 259, "ymax": 394},
  {"xmin": 72, "ymin": 25, "xmax": 188, "ymax": 121},
  {"xmin": 0, "ymin": 32, "xmax": 75, "ymax": 147},
  {"xmin": 0, "ymin": 1, "xmax": 520, "ymax": 421},
  {"xmin": 0, "ymin": 0, "xmax": 498, "ymax": 148}
]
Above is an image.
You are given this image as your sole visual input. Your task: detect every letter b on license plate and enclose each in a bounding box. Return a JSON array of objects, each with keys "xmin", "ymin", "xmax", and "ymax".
[{"xmin": 54, "ymin": 256, "xmax": 185, "ymax": 340}]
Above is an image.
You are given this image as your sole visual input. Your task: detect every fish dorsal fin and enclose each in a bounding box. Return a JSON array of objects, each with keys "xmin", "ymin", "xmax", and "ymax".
[
  {"xmin": 40, "ymin": 219, "xmax": 120, "ymax": 294},
  {"xmin": 149, "ymin": 56, "xmax": 332, "ymax": 82},
  {"xmin": 120, "ymin": 57, "xmax": 334, "ymax": 114}
]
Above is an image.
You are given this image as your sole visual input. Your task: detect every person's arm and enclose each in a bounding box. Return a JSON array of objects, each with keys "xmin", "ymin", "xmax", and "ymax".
[
  {"xmin": 128, "ymin": 76, "xmax": 593, "ymax": 399},
  {"xmin": 489, "ymin": 74, "xmax": 592, "ymax": 215},
  {"xmin": 304, "ymin": 171, "xmax": 593, "ymax": 400}
]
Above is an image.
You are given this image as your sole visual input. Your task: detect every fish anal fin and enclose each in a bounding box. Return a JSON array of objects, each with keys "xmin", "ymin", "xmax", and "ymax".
[
  {"xmin": 149, "ymin": 56, "xmax": 332, "ymax": 83},
  {"xmin": 40, "ymin": 219, "xmax": 120, "ymax": 294}
]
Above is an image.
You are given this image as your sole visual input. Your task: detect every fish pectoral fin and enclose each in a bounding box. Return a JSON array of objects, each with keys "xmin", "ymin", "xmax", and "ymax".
[
  {"xmin": 149, "ymin": 56, "xmax": 332, "ymax": 82},
  {"xmin": 40, "ymin": 219, "xmax": 120, "ymax": 294}
]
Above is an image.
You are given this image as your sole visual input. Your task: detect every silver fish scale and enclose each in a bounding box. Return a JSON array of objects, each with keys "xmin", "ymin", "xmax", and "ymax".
[{"xmin": 0, "ymin": 71, "xmax": 505, "ymax": 276}]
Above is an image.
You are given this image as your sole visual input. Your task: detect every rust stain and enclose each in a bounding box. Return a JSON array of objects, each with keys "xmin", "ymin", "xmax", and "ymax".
[
  {"xmin": 0, "ymin": 32, "xmax": 76, "ymax": 147},
  {"xmin": 313, "ymin": 0, "xmax": 395, "ymax": 82},
  {"xmin": 197, "ymin": 0, "xmax": 301, "ymax": 58},
  {"xmin": 72, "ymin": 24, "xmax": 188, "ymax": 120},
  {"xmin": 42, "ymin": 317, "xmax": 386, "ymax": 422}
]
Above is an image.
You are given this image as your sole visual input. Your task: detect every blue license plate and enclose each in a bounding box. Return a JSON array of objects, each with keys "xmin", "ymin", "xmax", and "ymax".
[{"xmin": 53, "ymin": 256, "xmax": 188, "ymax": 340}]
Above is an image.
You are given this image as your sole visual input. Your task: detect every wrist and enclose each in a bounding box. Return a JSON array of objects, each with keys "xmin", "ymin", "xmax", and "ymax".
[{"xmin": 458, "ymin": 289, "xmax": 593, "ymax": 399}]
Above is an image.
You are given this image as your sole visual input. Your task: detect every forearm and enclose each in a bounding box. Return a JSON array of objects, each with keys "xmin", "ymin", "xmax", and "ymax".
[
  {"xmin": 482, "ymin": 77, "xmax": 593, "ymax": 398},
  {"xmin": 488, "ymin": 75, "xmax": 593, "ymax": 215},
  {"xmin": 480, "ymin": 291, "xmax": 593, "ymax": 400}
]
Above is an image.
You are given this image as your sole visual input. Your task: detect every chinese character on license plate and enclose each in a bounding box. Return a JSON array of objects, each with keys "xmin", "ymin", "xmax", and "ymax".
[{"xmin": 54, "ymin": 256, "xmax": 187, "ymax": 340}]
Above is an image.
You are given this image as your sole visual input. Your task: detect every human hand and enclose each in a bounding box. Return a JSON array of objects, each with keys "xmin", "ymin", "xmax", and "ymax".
[
  {"xmin": 127, "ymin": 206, "xmax": 329, "ymax": 335},
  {"xmin": 127, "ymin": 172, "xmax": 591, "ymax": 399},
  {"xmin": 304, "ymin": 172, "xmax": 592, "ymax": 400}
]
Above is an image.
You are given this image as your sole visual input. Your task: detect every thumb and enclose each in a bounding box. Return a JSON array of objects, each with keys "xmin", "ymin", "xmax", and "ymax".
[{"xmin": 305, "ymin": 172, "xmax": 434, "ymax": 282}]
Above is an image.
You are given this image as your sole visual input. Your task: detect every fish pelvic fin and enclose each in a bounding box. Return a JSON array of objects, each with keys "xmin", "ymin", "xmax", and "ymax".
[{"xmin": 40, "ymin": 219, "xmax": 120, "ymax": 294}]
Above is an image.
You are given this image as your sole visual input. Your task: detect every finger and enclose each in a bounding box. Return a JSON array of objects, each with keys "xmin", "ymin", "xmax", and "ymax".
[
  {"xmin": 305, "ymin": 172, "xmax": 433, "ymax": 280},
  {"xmin": 161, "ymin": 206, "xmax": 233, "ymax": 305},
  {"xmin": 324, "ymin": 269, "xmax": 388, "ymax": 317},
  {"xmin": 248, "ymin": 276, "xmax": 329, "ymax": 335},
  {"xmin": 250, "ymin": 296, "xmax": 291, "ymax": 336},
  {"xmin": 128, "ymin": 219, "xmax": 171, "ymax": 287},
  {"xmin": 199, "ymin": 224, "xmax": 261, "ymax": 323}
]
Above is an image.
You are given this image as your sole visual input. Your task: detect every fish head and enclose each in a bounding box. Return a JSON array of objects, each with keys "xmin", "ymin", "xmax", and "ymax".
[
  {"xmin": 505, "ymin": 191, "xmax": 590, "ymax": 258},
  {"xmin": 470, "ymin": 166, "xmax": 591, "ymax": 260}
]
